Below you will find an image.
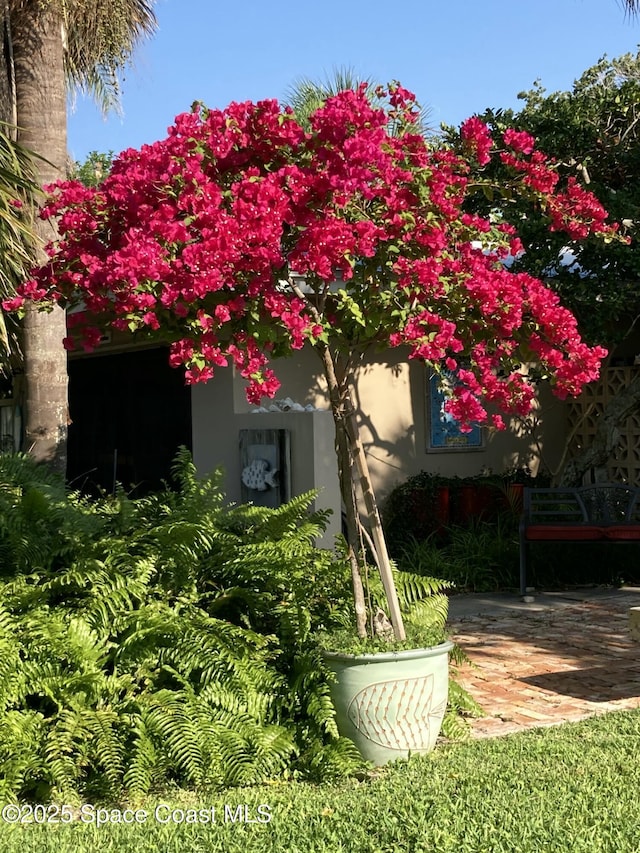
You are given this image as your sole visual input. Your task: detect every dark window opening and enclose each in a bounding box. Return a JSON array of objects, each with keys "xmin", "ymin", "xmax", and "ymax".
[{"xmin": 67, "ymin": 347, "xmax": 192, "ymax": 496}]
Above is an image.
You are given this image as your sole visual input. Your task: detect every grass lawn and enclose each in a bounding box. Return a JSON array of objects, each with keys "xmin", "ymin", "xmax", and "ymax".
[{"xmin": 2, "ymin": 709, "xmax": 639, "ymax": 853}]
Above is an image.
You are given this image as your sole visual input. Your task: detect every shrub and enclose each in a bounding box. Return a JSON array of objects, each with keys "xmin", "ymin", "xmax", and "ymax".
[
  {"xmin": 0, "ymin": 452, "xmax": 365, "ymax": 801},
  {"xmin": 0, "ymin": 451, "xmax": 479, "ymax": 802},
  {"xmin": 384, "ymin": 469, "xmax": 543, "ymax": 592},
  {"xmin": 393, "ymin": 516, "xmax": 521, "ymax": 593},
  {"xmin": 384, "ymin": 470, "xmax": 532, "ymax": 551},
  {"xmin": 383, "ymin": 471, "xmax": 452, "ymax": 551}
]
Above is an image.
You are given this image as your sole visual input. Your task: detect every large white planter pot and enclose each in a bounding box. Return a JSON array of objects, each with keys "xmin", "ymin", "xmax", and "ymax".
[{"xmin": 322, "ymin": 640, "xmax": 453, "ymax": 765}]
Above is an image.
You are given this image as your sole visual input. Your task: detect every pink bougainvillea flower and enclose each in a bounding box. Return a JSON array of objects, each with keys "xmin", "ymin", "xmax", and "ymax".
[{"xmin": 9, "ymin": 83, "xmax": 622, "ymax": 431}]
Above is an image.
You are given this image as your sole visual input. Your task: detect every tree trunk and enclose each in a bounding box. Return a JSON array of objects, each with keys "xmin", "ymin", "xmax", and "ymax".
[
  {"xmin": 318, "ymin": 343, "xmax": 406, "ymax": 641},
  {"xmin": 344, "ymin": 407, "xmax": 405, "ymax": 641},
  {"xmin": 318, "ymin": 344, "xmax": 368, "ymax": 638},
  {"xmin": 557, "ymin": 372, "xmax": 640, "ymax": 486},
  {"xmin": 0, "ymin": 0, "xmax": 14, "ymax": 129},
  {"xmin": 12, "ymin": 4, "xmax": 68, "ymax": 473}
]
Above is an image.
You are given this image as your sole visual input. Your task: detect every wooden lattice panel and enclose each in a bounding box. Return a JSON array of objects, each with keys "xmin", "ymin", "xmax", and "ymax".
[{"xmin": 568, "ymin": 367, "xmax": 640, "ymax": 485}]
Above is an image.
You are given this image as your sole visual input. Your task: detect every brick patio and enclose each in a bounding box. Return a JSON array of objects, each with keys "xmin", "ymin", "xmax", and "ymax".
[{"xmin": 448, "ymin": 587, "xmax": 640, "ymax": 738}]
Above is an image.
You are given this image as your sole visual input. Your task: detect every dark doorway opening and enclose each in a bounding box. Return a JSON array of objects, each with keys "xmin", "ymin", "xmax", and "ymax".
[{"xmin": 67, "ymin": 347, "xmax": 192, "ymax": 496}]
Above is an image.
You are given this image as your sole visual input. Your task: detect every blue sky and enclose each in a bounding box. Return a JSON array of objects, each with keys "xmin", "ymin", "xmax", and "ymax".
[{"xmin": 67, "ymin": 0, "xmax": 640, "ymax": 163}]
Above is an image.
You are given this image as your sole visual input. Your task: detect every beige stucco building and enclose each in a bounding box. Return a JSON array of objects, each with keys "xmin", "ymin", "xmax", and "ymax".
[
  {"xmin": 192, "ymin": 344, "xmax": 569, "ymax": 523},
  {"xmin": 60, "ymin": 340, "xmax": 572, "ymax": 529}
]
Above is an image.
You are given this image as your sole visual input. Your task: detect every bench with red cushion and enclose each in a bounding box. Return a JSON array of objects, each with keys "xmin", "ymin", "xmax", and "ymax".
[{"xmin": 519, "ymin": 485, "xmax": 640, "ymax": 595}]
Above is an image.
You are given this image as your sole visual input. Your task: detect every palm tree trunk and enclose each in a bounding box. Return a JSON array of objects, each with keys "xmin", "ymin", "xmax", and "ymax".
[
  {"xmin": 0, "ymin": 0, "xmax": 14, "ymax": 129},
  {"xmin": 12, "ymin": 4, "xmax": 68, "ymax": 473}
]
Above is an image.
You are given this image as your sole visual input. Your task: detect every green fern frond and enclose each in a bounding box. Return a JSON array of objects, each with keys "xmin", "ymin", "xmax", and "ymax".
[
  {"xmin": 248, "ymin": 724, "xmax": 297, "ymax": 780},
  {"xmin": 169, "ymin": 446, "xmax": 199, "ymax": 495},
  {"xmin": 0, "ymin": 453, "xmax": 62, "ymax": 491},
  {"xmin": 256, "ymin": 491, "xmax": 322, "ymax": 539},
  {"xmin": 85, "ymin": 709, "xmax": 126, "ymax": 790},
  {"xmin": 301, "ymin": 686, "xmax": 340, "ymax": 739},
  {"xmin": 447, "ymin": 675, "xmax": 484, "ymax": 719},
  {"xmin": 0, "ymin": 711, "xmax": 46, "ymax": 800},
  {"xmin": 394, "ymin": 571, "xmax": 453, "ymax": 606},
  {"xmin": 142, "ymin": 692, "xmax": 205, "ymax": 786},
  {"xmin": 301, "ymin": 736, "xmax": 367, "ymax": 781},
  {"xmin": 123, "ymin": 719, "xmax": 158, "ymax": 795},
  {"xmin": 211, "ymin": 725, "xmax": 288, "ymax": 786},
  {"xmin": 441, "ymin": 708, "xmax": 471, "ymax": 740},
  {"xmin": 43, "ymin": 708, "xmax": 90, "ymax": 796},
  {"xmin": 287, "ymin": 651, "xmax": 340, "ymax": 737},
  {"xmin": 405, "ymin": 594, "xmax": 450, "ymax": 633}
]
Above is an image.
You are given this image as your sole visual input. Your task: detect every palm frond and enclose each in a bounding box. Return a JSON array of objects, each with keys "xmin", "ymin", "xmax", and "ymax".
[
  {"xmin": 284, "ymin": 67, "xmax": 381, "ymax": 131},
  {"xmin": 0, "ymin": 126, "xmax": 40, "ymax": 372},
  {"xmin": 621, "ymin": 0, "xmax": 640, "ymax": 15},
  {"xmin": 62, "ymin": 0, "xmax": 158, "ymax": 113},
  {"xmin": 284, "ymin": 66, "xmax": 432, "ymax": 135}
]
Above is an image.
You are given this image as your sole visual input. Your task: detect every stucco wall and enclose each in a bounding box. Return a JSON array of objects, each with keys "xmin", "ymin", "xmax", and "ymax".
[
  {"xmin": 68, "ymin": 341, "xmax": 569, "ymax": 513},
  {"xmin": 191, "ymin": 366, "xmax": 342, "ymax": 545},
  {"xmin": 192, "ymin": 345, "xmax": 569, "ymax": 512}
]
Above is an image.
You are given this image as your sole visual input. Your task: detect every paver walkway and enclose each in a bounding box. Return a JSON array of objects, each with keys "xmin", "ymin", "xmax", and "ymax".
[{"xmin": 447, "ymin": 586, "xmax": 640, "ymax": 738}]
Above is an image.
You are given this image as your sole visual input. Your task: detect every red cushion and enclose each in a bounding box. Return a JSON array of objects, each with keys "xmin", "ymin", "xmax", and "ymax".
[
  {"xmin": 526, "ymin": 525, "xmax": 604, "ymax": 541},
  {"xmin": 603, "ymin": 525, "xmax": 640, "ymax": 541}
]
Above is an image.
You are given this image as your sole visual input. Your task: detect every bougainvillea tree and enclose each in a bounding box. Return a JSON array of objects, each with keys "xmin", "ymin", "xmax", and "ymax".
[{"xmin": 6, "ymin": 84, "xmax": 624, "ymax": 640}]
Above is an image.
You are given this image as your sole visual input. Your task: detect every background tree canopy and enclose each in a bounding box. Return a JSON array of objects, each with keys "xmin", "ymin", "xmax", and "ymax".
[
  {"xmin": 445, "ymin": 50, "xmax": 640, "ymax": 350},
  {"xmin": 443, "ymin": 50, "xmax": 640, "ymax": 485}
]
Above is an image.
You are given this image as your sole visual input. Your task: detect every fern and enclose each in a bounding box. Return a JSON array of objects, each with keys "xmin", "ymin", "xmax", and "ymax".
[
  {"xmin": 0, "ymin": 711, "xmax": 46, "ymax": 800},
  {"xmin": 301, "ymin": 735, "xmax": 367, "ymax": 782},
  {"xmin": 441, "ymin": 678, "xmax": 484, "ymax": 740},
  {"xmin": 85, "ymin": 709, "xmax": 126, "ymax": 790},
  {"xmin": 123, "ymin": 718, "xmax": 159, "ymax": 796},
  {"xmin": 0, "ymin": 449, "xmax": 471, "ymax": 800},
  {"xmin": 143, "ymin": 692, "xmax": 206, "ymax": 787}
]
